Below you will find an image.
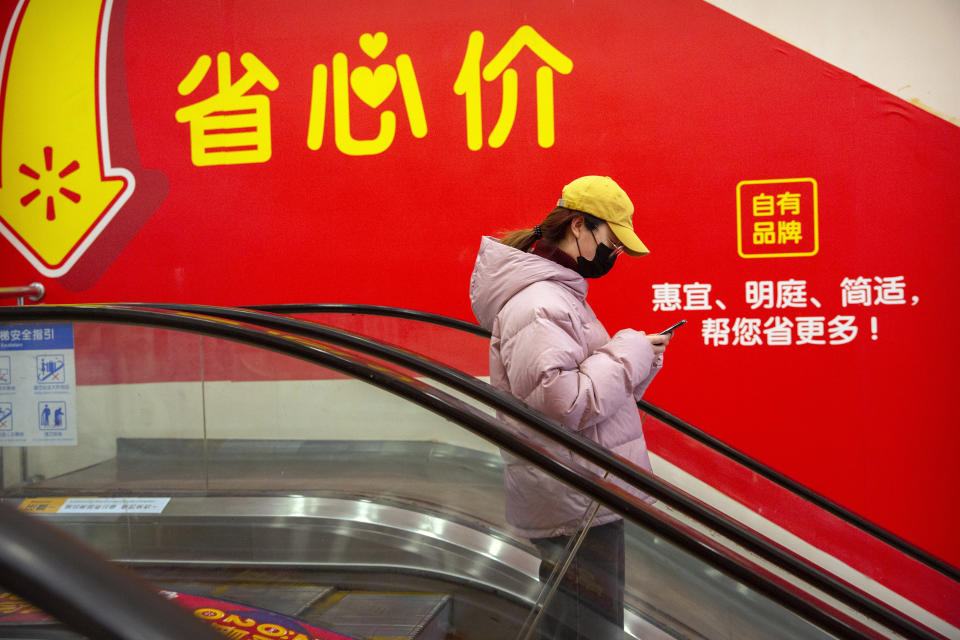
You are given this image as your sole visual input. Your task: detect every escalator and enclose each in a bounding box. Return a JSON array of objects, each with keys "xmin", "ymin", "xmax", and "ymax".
[{"xmin": 0, "ymin": 304, "xmax": 955, "ymax": 639}]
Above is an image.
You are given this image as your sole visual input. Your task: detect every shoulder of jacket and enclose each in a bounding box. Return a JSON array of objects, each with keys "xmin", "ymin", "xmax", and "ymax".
[
  {"xmin": 506, "ymin": 280, "xmax": 577, "ymax": 312},
  {"xmin": 498, "ymin": 280, "xmax": 584, "ymax": 333}
]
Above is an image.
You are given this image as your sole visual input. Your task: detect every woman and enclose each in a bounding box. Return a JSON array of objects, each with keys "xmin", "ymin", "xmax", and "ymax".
[{"xmin": 469, "ymin": 175, "xmax": 669, "ymax": 639}]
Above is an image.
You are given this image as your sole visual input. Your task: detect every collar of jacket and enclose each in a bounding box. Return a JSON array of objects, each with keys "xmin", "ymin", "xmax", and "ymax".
[{"xmin": 531, "ymin": 239, "xmax": 578, "ymax": 272}]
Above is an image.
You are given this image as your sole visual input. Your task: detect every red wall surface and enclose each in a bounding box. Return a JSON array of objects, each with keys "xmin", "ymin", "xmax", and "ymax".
[{"xmin": 2, "ymin": 0, "xmax": 959, "ymax": 572}]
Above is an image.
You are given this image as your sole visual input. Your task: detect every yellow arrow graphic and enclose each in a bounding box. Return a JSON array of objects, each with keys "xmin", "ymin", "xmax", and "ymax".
[{"xmin": 0, "ymin": 0, "xmax": 133, "ymax": 276}]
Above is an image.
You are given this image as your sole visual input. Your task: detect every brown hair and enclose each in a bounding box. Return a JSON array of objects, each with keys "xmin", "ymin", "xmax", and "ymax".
[{"xmin": 498, "ymin": 207, "xmax": 602, "ymax": 252}]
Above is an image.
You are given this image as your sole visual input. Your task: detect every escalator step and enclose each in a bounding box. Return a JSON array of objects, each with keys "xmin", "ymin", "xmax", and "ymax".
[
  {"xmin": 216, "ymin": 584, "xmax": 335, "ymax": 617},
  {"xmin": 310, "ymin": 592, "xmax": 450, "ymax": 640},
  {"xmin": 158, "ymin": 581, "xmax": 334, "ymax": 618}
]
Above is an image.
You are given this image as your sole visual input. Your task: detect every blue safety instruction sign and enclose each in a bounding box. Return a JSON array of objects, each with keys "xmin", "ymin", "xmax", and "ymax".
[{"xmin": 0, "ymin": 324, "xmax": 77, "ymax": 446}]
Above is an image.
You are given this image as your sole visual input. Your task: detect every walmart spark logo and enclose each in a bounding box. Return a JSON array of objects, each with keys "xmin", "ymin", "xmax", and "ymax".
[{"xmin": 18, "ymin": 146, "xmax": 81, "ymax": 221}]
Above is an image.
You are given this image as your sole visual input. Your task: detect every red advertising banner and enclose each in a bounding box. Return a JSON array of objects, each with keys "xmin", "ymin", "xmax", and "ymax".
[{"xmin": 1, "ymin": 0, "xmax": 958, "ymax": 591}]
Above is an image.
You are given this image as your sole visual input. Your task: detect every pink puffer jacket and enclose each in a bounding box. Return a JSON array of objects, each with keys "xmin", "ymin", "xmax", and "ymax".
[{"xmin": 470, "ymin": 236, "xmax": 660, "ymax": 539}]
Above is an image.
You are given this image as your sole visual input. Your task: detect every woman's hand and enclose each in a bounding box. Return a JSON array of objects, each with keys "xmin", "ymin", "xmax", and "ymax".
[{"xmin": 645, "ymin": 332, "xmax": 670, "ymax": 356}]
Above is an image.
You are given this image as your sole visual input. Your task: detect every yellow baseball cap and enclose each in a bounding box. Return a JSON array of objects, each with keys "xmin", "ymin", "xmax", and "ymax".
[{"xmin": 557, "ymin": 176, "xmax": 649, "ymax": 256}]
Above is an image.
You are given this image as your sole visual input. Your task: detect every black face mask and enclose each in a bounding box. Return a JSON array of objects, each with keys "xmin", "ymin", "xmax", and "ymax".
[{"xmin": 575, "ymin": 230, "xmax": 618, "ymax": 278}]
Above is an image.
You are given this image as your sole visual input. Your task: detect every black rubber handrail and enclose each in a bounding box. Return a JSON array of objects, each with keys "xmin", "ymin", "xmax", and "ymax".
[
  {"xmin": 248, "ymin": 303, "xmax": 490, "ymax": 336},
  {"xmin": 249, "ymin": 302, "xmax": 960, "ymax": 585},
  {"xmin": 637, "ymin": 399, "xmax": 960, "ymax": 585},
  {"xmin": 0, "ymin": 501, "xmax": 223, "ymax": 640},
  {"xmin": 0, "ymin": 304, "xmax": 902, "ymax": 639},
  {"xmin": 106, "ymin": 302, "xmax": 944, "ymax": 638}
]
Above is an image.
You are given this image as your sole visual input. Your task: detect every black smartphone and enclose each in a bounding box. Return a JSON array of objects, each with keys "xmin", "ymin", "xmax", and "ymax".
[{"xmin": 658, "ymin": 320, "xmax": 686, "ymax": 335}]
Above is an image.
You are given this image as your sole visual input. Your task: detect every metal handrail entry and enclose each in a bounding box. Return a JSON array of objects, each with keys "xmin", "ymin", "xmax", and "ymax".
[{"xmin": 0, "ymin": 282, "xmax": 45, "ymax": 305}]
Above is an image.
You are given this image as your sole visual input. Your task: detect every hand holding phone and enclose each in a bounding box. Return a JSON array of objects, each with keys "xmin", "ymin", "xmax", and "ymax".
[{"xmin": 658, "ymin": 319, "xmax": 686, "ymax": 335}]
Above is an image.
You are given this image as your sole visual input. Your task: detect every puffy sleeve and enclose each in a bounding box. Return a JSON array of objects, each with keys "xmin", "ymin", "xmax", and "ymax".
[{"xmin": 499, "ymin": 303, "xmax": 659, "ymax": 431}]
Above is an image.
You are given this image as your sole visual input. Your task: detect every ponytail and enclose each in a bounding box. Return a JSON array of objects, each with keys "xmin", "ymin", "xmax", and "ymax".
[
  {"xmin": 497, "ymin": 207, "xmax": 586, "ymax": 252},
  {"xmin": 499, "ymin": 225, "xmax": 544, "ymax": 252}
]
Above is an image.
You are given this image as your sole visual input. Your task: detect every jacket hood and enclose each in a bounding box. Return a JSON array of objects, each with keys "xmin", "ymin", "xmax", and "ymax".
[{"xmin": 470, "ymin": 236, "xmax": 587, "ymax": 330}]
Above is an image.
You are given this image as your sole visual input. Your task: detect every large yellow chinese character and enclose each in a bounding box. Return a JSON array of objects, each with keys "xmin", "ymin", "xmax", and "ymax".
[
  {"xmin": 308, "ymin": 32, "xmax": 427, "ymax": 156},
  {"xmin": 454, "ymin": 26, "xmax": 573, "ymax": 150},
  {"xmin": 175, "ymin": 53, "xmax": 279, "ymax": 166},
  {"xmin": 777, "ymin": 191, "xmax": 801, "ymax": 215},
  {"xmin": 752, "ymin": 193, "xmax": 774, "ymax": 217},
  {"xmin": 753, "ymin": 221, "xmax": 775, "ymax": 244},
  {"xmin": 778, "ymin": 220, "xmax": 803, "ymax": 243}
]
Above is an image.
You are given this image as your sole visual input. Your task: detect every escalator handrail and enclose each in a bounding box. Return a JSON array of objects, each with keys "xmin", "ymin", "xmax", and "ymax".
[
  {"xmin": 636, "ymin": 399, "xmax": 960, "ymax": 585},
  {"xmin": 0, "ymin": 501, "xmax": 223, "ymax": 640},
  {"xmin": 246, "ymin": 301, "xmax": 960, "ymax": 585},
  {"xmin": 248, "ymin": 303, "xmax": 490, "ymax": 336},
  {"xmin": 0, "ymin": 304, "xmax": 942, "ymax": 640}
]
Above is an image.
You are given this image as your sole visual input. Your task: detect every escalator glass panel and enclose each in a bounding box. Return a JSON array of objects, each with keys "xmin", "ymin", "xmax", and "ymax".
[{"xmin": 0, "ymin": 316, "xmax": 868, "ymax": 638}]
